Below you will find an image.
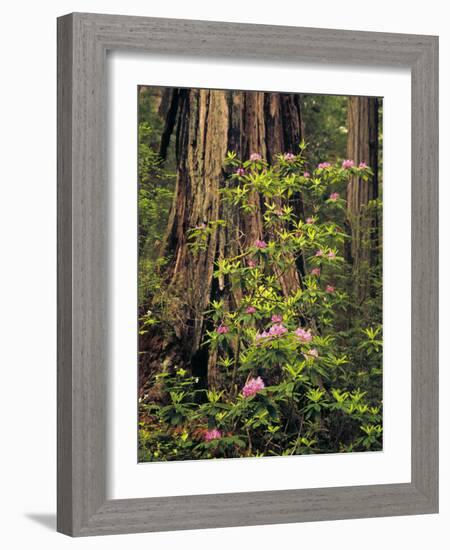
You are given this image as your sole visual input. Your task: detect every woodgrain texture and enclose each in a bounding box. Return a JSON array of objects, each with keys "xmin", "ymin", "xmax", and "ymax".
[{"xmin": 57, "ymin": 12, "xmax": 439, "ymax": 536}]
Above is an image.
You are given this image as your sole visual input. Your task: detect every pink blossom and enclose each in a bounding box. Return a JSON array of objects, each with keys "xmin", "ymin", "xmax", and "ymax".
[
  {"xmin": 329, "ymin": 192, "xmax": 340, "ymax": 201},
  {"xmin": 315, "ymin": 249, "xmax": 324, "ymax": 257},
  {"xmin": 318, "ymin": 162, "xmax": 331, "ymax": 169},
  {"xmin": 271, "ymin": 314, "xmax": 283, "ymax": 323},
  {"xmin": 255, "ymin": 330, "xmax": 270, "ymax": 341},
  {"xmin": 255, "ymin": 324, "xmax": 287, "ymax": 340},
  {"xmin": 196, "ymin": 222, "xmax": 206, "ymax": 229},
  {"xmin": 326, "ymin": 285, "xmax": 335, "ymax": 293},
  {"xmin": 235, "ymin": 167, "xmax": 245, "ymax": 176},
  {"xmin": 295, "ymin": 327, "xmax": 312, "ymax": 342},
  {"xmin": 284, "ymin": 152, "xmax": 296, "ymax": 161},
  {"xmin": 358, "ymin": 161, "xmax": 368, "ymax": 169},
  {"xmin": 303, "ymin": 171, "xmax": 310, "ymax": 178},
  {"xmin": 247, "ymin": 259, "xmax": 257, "ymax": 268},
  {"xmin": 311, "ymin": 268, "xmax": 321, "ymax": 277},
  {"xmin": 306, "ymin": 217, "xmax": 314, "ymax": 224},
  {"xmin": 245, "ymin": 306, "xmax": 257, "ymax": 314},
  {"xmin": 268, "ymin": 323, "xmax": 288, "ymax": 337},
  {"xmin": 204, "ymin": 428, "xmax": 222, "ymax": 441},
  {"xmin": 254, "ymin": 239, "xmax": 267, "ymax": 249},
  {"xmin": 250, "ymin": 153, "xmax": 262, "ymax": 162},
  {"xmin": 342, "ymin": 159, "xmax": 355, "ymax": 169},
  {"xmin": 216, "ymin": 324, "xmax": 229, "ymax": 335},
  {"xmin": 304, "ymin": 348, "xmax": 319, "ymax": 360},
  {"xmin": 242, "ymin": 377, "xmax": 265, "ymax": 398},
  {"xmin": 327, "ymin": 250, "xmax": 336, "ymax": 259}
]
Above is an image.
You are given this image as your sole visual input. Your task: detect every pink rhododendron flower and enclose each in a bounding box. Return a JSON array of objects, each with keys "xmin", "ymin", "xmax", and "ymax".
[
  {"xmin": 295, "ymin": 327, "xmax": 313, "ymax": 342},
  {"xmin": 242, "ymin": 377, "xmax": 265, "ymax": 398},
  {"xmin": 196, "ymin": 222, "xmax": 206, "ymax": 229},
  {"xmin": 255, "ymin": 330, "xmax": 270, "ymax": 341},
  {"xmin": 311, "ymin": 267, "xmax": 321, "ymax": 276},
  {"xmin": 342, "ymin": 159, "xmax": 355, "ymax": 169},
  {"xmin": 327, "ymin": 250, "xmax": 336, "ymax": 259},
  {"xmin": 216, "ymin": 324, "xmax": 229, "ymax": 335},
  {"xmin": 306, "ymin": 217, "xmax": 314, "ymax": 224},
  {"xmin": 359, "ymin": 161, "xmax": 368, "ymax": 169},
  {"xmin": 247, "ymin": 259, "xmax": 257, "ymax": 268},
  {"xmin": 204, "ymin": 428, "xmax": 222, "ymax": 441},
  {"xmin": 245, "ymin": 306, "xmax": 256, "ymax": 314},
  {"xmin": 304, "ymin": 348, "xmax": 319, "ymax": 359},
  {"xmin": 318, "ymin": 162, "xmax": 331, "ymax": 169},
  {"xmin": 268, "ymin": 323, "xmax": 288, "ymax": 337},
  {"xmin": 254, "ymin": 239, "xmax": 267, "ymax": 249},
  {"xmin": 315, "ymin": 249, "xmax": 324, "ymax": 257},
  {"xmin": 284, "ymin": 152, "xmax": 296, "ymax": 161},
  {"xmin": 235, "ymin": 167, "xmax": 245, "ymax": 176},
  {"xmin": 250, "ymin": 153, "xmax": 262, "ymax": 161},
  {"xmin": 326, "ymin": 285, "xmax": 335, "ymax": 293},
  {"xmin": 329, "ymin": 192, "xmax": 340, "ymax": 201},
  {"xmin": 271, "ymin": 314, "xmax": 283, "ymax": 323},
  {"xmin": 303, "ymin": 171, "xmax": 310, "ymax": 178}
]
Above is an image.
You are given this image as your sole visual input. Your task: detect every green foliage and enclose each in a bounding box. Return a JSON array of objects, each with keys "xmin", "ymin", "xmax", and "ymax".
[
  {"xmin": 300, "ymin": 95, "xmax": 348, "ymax": 167},
  {"xmin": 139, "ymin": 149, "xmax": 383, "ymax": 461},
  {"xmin": 137, "ymin": 110, "xmax": 175, "ymax": 310},
  {"xmin": 138, "ymin": 122, "xmax": 175, "ymax": 256}
]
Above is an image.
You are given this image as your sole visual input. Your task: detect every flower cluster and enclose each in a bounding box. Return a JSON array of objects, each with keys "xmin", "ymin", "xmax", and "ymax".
[
  {"xmin": 304, "ymin": 348, "xmax": 319, "ymax": 360},
  {"xmin": 269, "ymin": 324, "xmax": 288, "ymax": 337},
  {"xmin": 256, "ymin": 323, "xmax": 316, "ymax": 345},
  {"xmin": 242, "ymin": 377, "xmax": 265, "ymax": 398},
  {"xmin": 295, "ymin": 327, "xmax": 313, "ymax": 342},
  {"xmin": 342, "ymin": 159, "xmax": 355, "ymax": 169},
  {"xmin": 204, "ymin": 428, "xmax": 222, "ymax": 441},
  {"xmin": 255, "ymin": 323, "xmax": 289, "ymax": 341}
]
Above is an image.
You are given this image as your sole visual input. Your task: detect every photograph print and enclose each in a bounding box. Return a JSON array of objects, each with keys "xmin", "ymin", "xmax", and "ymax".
[{"xmin": 137, "ymin": 86, "xmax": 383, "ymax": 462}]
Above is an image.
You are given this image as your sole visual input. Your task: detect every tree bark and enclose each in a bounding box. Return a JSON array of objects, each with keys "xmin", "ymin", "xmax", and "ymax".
[{"xmin": 346, "ymin": 96, "xmax": 379, "ymax": 303}]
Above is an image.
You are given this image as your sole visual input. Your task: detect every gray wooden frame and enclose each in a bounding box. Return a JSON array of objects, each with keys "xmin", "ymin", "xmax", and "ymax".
[{"xmin": 57, "ymin": 12, "xmax": 438, "ymax": 537}]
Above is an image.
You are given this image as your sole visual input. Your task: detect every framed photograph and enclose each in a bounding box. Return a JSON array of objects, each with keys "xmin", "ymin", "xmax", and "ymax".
[{"xmin": 57, "ymin": 12, "xmax": 438, "ymax": 536}]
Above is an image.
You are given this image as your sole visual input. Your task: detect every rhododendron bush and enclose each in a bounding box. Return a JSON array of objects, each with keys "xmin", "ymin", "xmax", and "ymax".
[{"xmin": 138, "ymin": 143, "xmax": 383, "ymax": 461}]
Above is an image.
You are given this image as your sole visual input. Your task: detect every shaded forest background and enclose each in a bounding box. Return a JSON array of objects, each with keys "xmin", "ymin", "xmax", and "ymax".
[{"xmin": 137, "ymin": 87, "xmax": 383, "ymax": 460}]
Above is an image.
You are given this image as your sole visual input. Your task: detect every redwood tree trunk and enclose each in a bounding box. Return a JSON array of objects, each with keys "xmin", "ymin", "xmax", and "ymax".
[
  {"xmin": 346, "ymin": 96, "xmax": 379, "ymax": 303},
  {"xmin": 140, "ymin": 89, "xmax": 303, "ymax": 390}
]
